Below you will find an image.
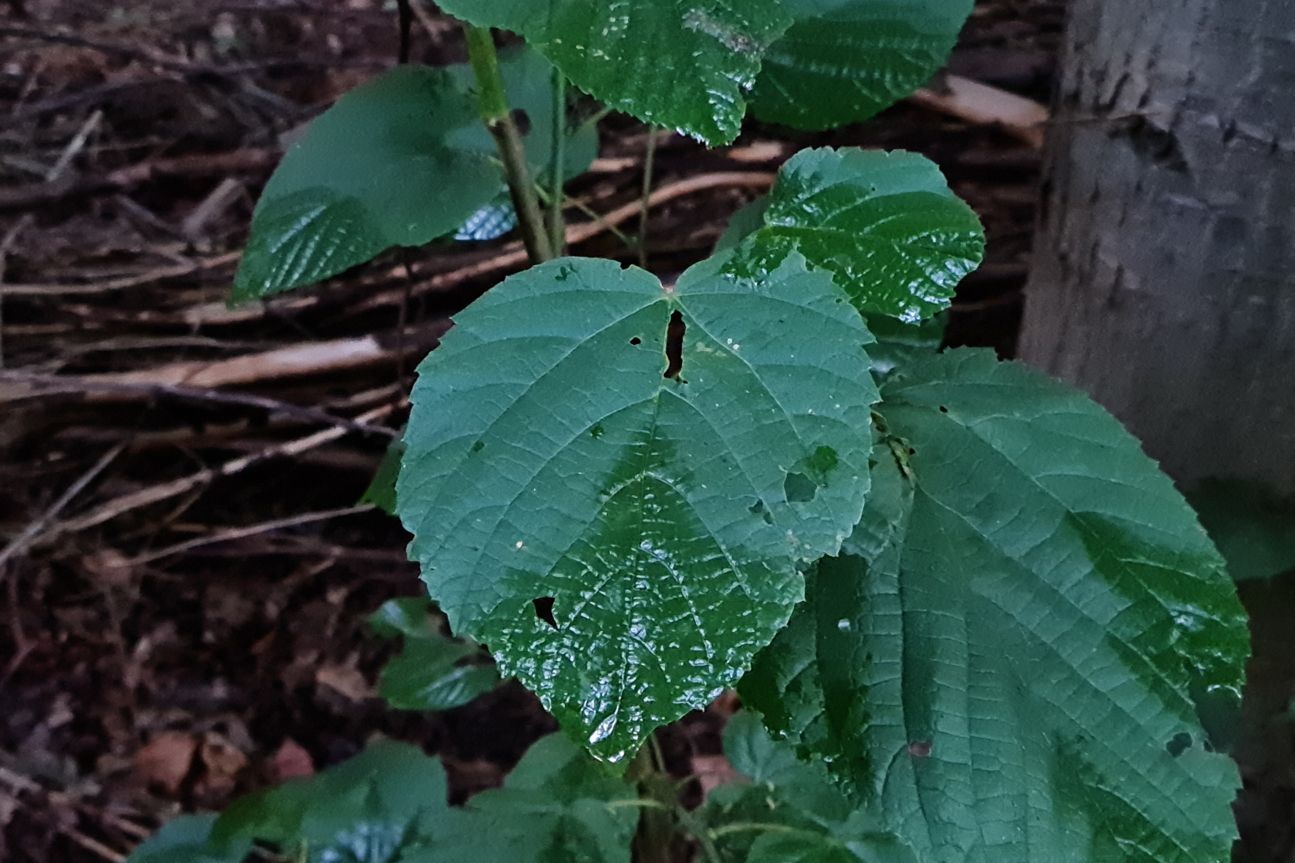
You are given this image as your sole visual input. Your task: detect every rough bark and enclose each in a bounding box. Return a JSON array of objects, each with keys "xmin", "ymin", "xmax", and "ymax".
[{"xmin": 1019, "ymin": 0, "xmax": 1295, "ymax": 493}]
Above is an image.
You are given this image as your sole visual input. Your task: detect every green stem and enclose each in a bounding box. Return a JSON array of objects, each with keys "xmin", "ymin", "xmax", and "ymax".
[
  {"xmin": 547, "ymin": 67, "xmax": 567, "ymax": 254},
  {"xmin": 628, "ymin": 734, "xmax": 676, "ymax": 863},
  {"xmin": 463, "ymin": 24, "xmax": 553, "ymax": 263},
  {"xmin": 637, "ymin": 127, "xmax": 659, "ymax": 268},
  {"xmin": 708, "ymin": 821, "xmax": 818, "ymax": 840}
]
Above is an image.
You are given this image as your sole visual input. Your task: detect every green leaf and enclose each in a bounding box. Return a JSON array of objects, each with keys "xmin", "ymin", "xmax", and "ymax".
[
  {"xmin": 211, "ymin": 740, "xmax": 449, "ymax": 858},
  {"xmin": 368, "ymin": 599, "xmax": 501, "ymax": 712},
  {"xmin": 752, "ymin": 0, "xmax": 974, "ymax": 129},
  {"xmin": 397, "ymin": 255, "xmax": 879, "ymax": 763},
  {"xmin": 235, "ymin": 49, "xmax": 598, "ymax": 300},
  {"xmin": 362, "ymin": 437, "xmax": 405, "ymax": 515},
  {"xmin": 449, "ymin": 48, "xmax": 602, "ymax": 244},
  {"xmin": 863, "ymin": 313, "xmax": 946, "ymax": 382},
  {"xmin": 436, "ymin": 0, "xmax": 793, "ymax": 145},
  {"xmin": 403, "ymin": 734, "xmax": 637, "ymax": 863},
  {"xmin": 715, "ymin": 197, "xmax": 771, "ymax": 254},
  {"xmin": 127, "ymin": 815, "xmax": 250, "ymax": 863},
  {"xmin": 704, "ymin": 713, "xmax": 916, "ymax": 863},
  {"xmin": 1189, "ymin": 479, "xmax": 1295, "ymax": 582},
  {"xmin": 233, "ymin": 66, "xmax": 498, "ymax": 301},
  {"xmin": 456, "ymin": 191, "xmax": 519, "ymax": 243},
  {"xmin": 730, "ymin": 148, "xmax": 984, "ymax": 324},
  {"xmin": 741, "ymin": 349, "xmax": 1250, "ymax": 863}
]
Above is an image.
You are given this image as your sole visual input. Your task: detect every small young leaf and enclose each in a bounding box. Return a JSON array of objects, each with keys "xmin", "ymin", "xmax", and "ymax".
[
  {"xmin": 730, "ymin": 148, "xmax": 984, "ymax": 323},
  {"xmin": 403, "ymin": 734, "xmax": 638, "ymax": 863},
  {"xmin": 741, "ymin": 349, "xmax": 1249, "ymax": 863},
  {"xmin": 435, "ymin": 0, "xmax": 793, "ymax": 145},
  {"xmin": 397, "ymin": 255, "xmax": 879, "ymax": 763},
  {"xmin": 752, "ymin": 0, "xmax": 975, "ymax": 129},
  {"xmin": 368, "ymin": 599, "xmax": 501, "ymax": 712}
]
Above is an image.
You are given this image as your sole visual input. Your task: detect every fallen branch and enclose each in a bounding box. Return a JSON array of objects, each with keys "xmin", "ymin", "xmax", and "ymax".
[
  {"xmin": 0, "ymin": 149, "xmax": 277, "ymax": 212},
  {"xmin": 0, "ymin": 443, "xmax": 124, "ymax": 573},
  {"xmin": 0, "ymin": 327, "xmax": 444, "ymax": 404},
  {"xmin": 0, "ymin": 370, "xmax": 399, "ymax": 437},
  {"xmin": 40, "ymin": 403, "xmax": 398, "ymax": 541},
  {"xmin": 122, "ymin": 504, "xmax": 375, "ymax": 566},
  {"xmin": 910, "ymin": 74, "xmax": 1049, "ymax": 149}
]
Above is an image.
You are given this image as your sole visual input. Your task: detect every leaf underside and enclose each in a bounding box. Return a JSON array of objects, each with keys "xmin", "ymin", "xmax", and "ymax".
[
  {"xmin": 730, "ymin": 148, "xmax": 985, "ymax": 324},
  {"xmin": 435, "ymin": 0, "xmax": 792, "ymax": 145},
  {"xmin": 740, "ymin": 349, "xmax": 1249, "ymax": 863},
  {"xmin": 752, "ymin": 0, "xmax": 975, "ymax": 130},
  {"xmin": 397, "ymin": 255, "xmax": 878, "ymax": 763}
]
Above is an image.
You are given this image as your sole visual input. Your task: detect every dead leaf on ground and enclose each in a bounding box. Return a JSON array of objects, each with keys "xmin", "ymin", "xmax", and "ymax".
[
  {"xmin": 271, "ymin": 738, "xmax": 315, "ymax": 781},
  {"xmin": 132, "ymin": 731, "xmax": 197, "ymax": 796}
]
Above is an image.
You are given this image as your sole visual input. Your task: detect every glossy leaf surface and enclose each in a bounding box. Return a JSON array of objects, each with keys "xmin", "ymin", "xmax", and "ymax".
[
  {"xmin": 752, "ymin": 0, "xmax": 974, "ymax": 129},
  {"xmin": 397, "ymin": 255, "xmax": 878, "ymax": 762},
  {"xmin": 435, "ymin": 0, "xmax": 792, "ymax": 145},
  {"xmin": 741, "ymin": 349, "xmax": 1249, "ymax": 863},
  {"xmin": 731, "ymin": 148, "xmax": 984, "ymax": 323},
  {"xmin": 369, "ymin": 598, "xmax": 501, "ymax": 712}
]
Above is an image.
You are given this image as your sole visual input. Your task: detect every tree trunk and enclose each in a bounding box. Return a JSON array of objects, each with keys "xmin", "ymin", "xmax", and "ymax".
[{"xmin": 1019, "ymin": 0, "xmax": 1295, "ymax": 493}]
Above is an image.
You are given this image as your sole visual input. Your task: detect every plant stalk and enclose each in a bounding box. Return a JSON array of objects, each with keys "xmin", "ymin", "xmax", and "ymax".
[
  {"xmin": 547, "ymin": 66, "xmax": 567, "ymax": 254},
  {"xmin": 637, "ymin": 127, "xmax": 659, "ymax": 268},
  {"xmin": 463, "ymin": 24, "xmax": 554, "ymax": 263},
  {"xmin": 628, "ymin": 734, "xmax": 676, "ymax": 863}
]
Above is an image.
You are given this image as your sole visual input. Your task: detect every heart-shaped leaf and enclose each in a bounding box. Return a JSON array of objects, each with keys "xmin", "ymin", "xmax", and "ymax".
[
  {"xmin": 729, "ymin": 148, "xmax": 984, "ymax": 323},
  {"xmin": 435, "ymin": 0, "xmax": 793, "ymax": 145},
  {"xmin": 397, "ymin": 255, "xmax": 878, "ymax": 762},
  {"xmin": 740, "ymin": 349, "xmax": 1249, "ymax": 863},
  {"xmin": 752, "ymin": 0, "xmax": 975, "ymax": 129}
]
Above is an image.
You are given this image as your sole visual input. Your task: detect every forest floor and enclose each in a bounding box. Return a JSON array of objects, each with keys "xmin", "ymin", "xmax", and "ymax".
[{"xmin": 3, "ymin": 2, "xmax": 1285, "ymax": 862}]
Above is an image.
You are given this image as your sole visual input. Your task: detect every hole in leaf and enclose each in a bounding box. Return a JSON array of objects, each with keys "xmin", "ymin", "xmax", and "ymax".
[
  {"xmin": 663, "ymin": 310, "xmax": 685, "ymax": 380},
  {"xmin": 590, "ymin": 423, "xmax": 605, "ymax": 439},
  {"xmin": 532, "ymin": 597, "xmax": 557, "ymax": 629},
  {"xmin": 908, "ymin": 740, "xmax": 932, "ymax": 758},
  {"xmin": 1166, "ymin": 732, "xmax": 1192, "ymax": 757},
  {"xmin": 939, "ymin": 405, "xmax": 949, "ymax": 413},
  {"xmin": 471, "ymin": 440, "xmax": 485, "ymax": 453},
  {"xmin": 630, "ymin": 337, "xmax": 641, "ymax": 346},
  {"xmin": 749, "ymin": 499, "xmax": 775, "ymax": 524},
  {"xmin": 784, "ymin": 472, "xmax": 817, "ymax": 503}
]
